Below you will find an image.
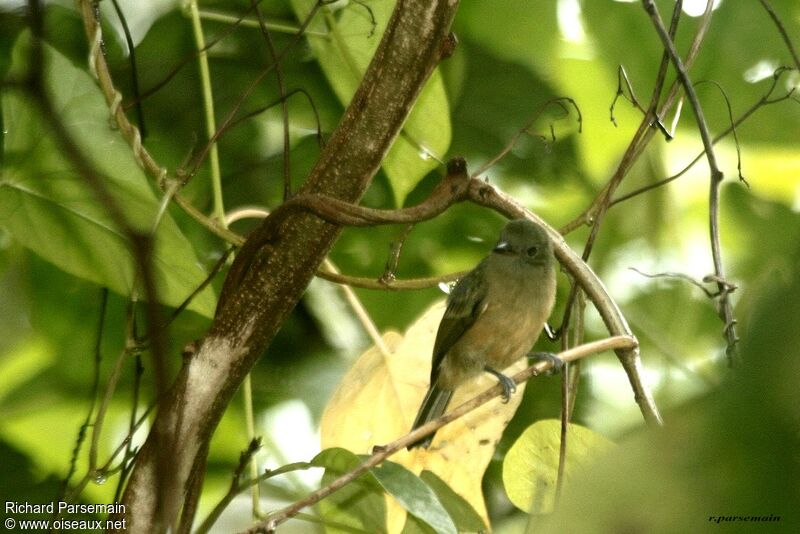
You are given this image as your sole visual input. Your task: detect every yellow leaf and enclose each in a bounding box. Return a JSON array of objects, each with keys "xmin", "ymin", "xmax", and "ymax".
[{"xmin": 321, "ymin": 301, "xmax": 529, "ymax": 532}]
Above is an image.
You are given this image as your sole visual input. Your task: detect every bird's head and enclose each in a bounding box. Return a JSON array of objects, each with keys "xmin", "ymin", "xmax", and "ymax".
[{"xmin": 492, "ymin": 219, "xmax": 553, "ymax": 267}]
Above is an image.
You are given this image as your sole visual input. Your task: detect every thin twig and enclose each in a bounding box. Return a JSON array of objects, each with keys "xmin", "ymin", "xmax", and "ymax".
[
  {"xmin": 76, "ymin": 0, "xmax": 242, "ymax": 246},
  {"xmin": 380, "ymin": 224, "xmax": 415, "ymax": 283},
  {"xmin": 629, "ymin": 267, "xmax": 715, "ymax": 298},
  {"xmin": 252, "ymin": 1, "xmax": 293, "ymax": 200},
  {"xmin": 641, "ymin": 0, "xmax": 739, "ymax": 363},
  {"xmin": 195, "ymin": 438, "xmax": 262, "ymax": 534},
  {"xmin": 188, "ymin": 0, "xmax": 225, "ymax": 222},
  {"xmin": 695, "ymin": 79, "xmax": 748, "ymax": 185},
  {"xmin": 758, "ymin": 0, "xmax": 800, "ymax": 71},
  {"xmin": 59, "ymin": 288, "xmax": 109, "ymax": 501},
  {"xmin": 320, "ymin": 259, "xmax": 391, "ymax": 356},
  {"xmin": 611, "ymin": 68, "xmax": 796, "ymax": 206},
  {"xmin": 185, "ymin": 1, "xmax": 327, "ymax": 183},
  {"xmin": 316, "ymin": 269, "xmax": 464, "ymax": 290},
  {"xmin": 558, "ymin": 0, "xmax": 712, "ymax": 236},
  {"xmin": 109, "ymin": 0, "xmax": 146, "ymax": 137},
  {"xmin": 471, "ymin": 97, "xmax": 582, "ymax": 178}
]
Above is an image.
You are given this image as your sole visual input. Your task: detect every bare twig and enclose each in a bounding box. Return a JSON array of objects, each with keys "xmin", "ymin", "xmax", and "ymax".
[
  {"xmin": 185, "ymin": 1, "xmax": 328, "ymax": 184},
  {"xmin": 610, "ymin": 65, "xmax": 646, "ymax": 125},
  {"xmin": 316, "ymin": 267, "xmax": 465, "ymax": 291},
  {"xmin": 251, "ymin": 1, "xmax": 293, "ymax": 199},
  {"xmin": 224, "ymin": 88, "xmax": 325, "ymax": 149},
  {"xmin": 641, "ymin": 0, "xmax": 739, "ymax": 363},
  {"xmin": 611, "ymin": 67, "xmax": 796, "ymax": 206},
  {"xmin": 195, "ymin": 438, "xmax": 262, "ymax": 534},
  {"xmin": 471, "ymin": 97, "xmax": 582, "ymax": 178},
  {"xmin": 381, "ymin": 224, "xmax": 415, "ymax": 283},
  {"xmin": 59, "ymin": 288, "xmax": 109, "ymax": 501},
  {"xmin": 109, "ymin": 0, "xmax": 146, "ymax": 137},
  {"xmin": 76, "ymin": 0, "xmax": 242, "ymax": 246},
  {"xmin": 695, "ymin": 79, "xmax": 748, "ymax": 185},
  {"xmin": 559, "ymin": 0, "xmax": 712, "ymax": 236},
  {"xmin": 629, "ymin": 267, "xmax": 716, "ymax": 298}
]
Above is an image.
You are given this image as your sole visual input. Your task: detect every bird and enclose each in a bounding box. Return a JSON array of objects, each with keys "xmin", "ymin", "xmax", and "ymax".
[{"xmin": 408, "ymin": 218, "xmax": 557, "ymax": 449}]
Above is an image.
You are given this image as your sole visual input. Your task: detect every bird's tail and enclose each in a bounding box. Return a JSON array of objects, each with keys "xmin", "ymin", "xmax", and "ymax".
[{"xmin": 407, "ymin": 385, "xmax": 453, "ymax": 450}]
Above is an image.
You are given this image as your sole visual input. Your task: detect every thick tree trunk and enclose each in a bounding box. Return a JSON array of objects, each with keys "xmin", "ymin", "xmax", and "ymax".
[{"xmin": 114, "ymin": 1, "xmax": 460, "ymax": 532}]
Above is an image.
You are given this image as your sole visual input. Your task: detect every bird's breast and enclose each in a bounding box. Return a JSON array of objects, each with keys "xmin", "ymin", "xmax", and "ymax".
[{"xmin": 452, "ymin": 264, "xmax": 555, "ymax": 371}]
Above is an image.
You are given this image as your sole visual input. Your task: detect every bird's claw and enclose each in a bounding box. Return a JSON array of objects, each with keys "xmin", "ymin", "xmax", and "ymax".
[
  {"xmin": 484, "ymin": 366, "xmax": 517, "ymax": 403},
  {"xmin": 527, "ymin": 351, "xmax": 564, "ymax": 376}
]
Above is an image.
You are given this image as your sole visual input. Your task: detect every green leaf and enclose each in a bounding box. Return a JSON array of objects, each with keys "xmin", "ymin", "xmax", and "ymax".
[
  {"xmin": 312, "ymin": 447, "xmax": 387, "ymax": 534},
  {"xmin": 290, "ymin": 0, "xmax": 451, "ymax": 206},
  {"xmin": 419, "ymin": 470, "xmax": 485, "ymax": 533},
  {"xmin": 372, "ymin": 461, "xmax": 456, "ymax": 534},
  {"xmin": 0, "ymin": 33, "xmax": 216, "ymax": 317},
  {"xmin": 502, "ymin": 419, "xmax": 615, "ymax": 514}
]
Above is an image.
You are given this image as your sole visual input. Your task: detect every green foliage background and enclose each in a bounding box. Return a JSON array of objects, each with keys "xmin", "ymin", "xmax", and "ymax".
[{"xmin": 1, "ymin": 0, "xmax": 798, "ymax": 532}]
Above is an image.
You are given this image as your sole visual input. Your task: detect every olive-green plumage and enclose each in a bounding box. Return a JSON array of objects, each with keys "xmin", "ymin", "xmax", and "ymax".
[{"xmin": 409, "ymin": 219, "xmax": 557, "ymax": 449}]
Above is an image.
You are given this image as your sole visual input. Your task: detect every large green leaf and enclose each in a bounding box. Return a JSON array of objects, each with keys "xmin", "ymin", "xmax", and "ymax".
[
  {"xmin": 502, "ymin": 419, "xmax": 615, "ymax": 514},
  {"xmin": 0, "ymin": 33, "xmax": 216, "ymax": 317},
  {"xmin": 290, "ymin": 0, "xmax": 451, "ymax": 206}
]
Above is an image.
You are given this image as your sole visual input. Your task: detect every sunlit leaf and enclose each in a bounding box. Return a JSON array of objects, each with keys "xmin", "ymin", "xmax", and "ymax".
[{"xmin": 0, "ymin": 33, "xmax": 216, "ymax": 317}]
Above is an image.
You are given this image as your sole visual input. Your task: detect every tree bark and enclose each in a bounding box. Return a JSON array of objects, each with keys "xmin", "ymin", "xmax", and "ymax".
[{"xmin": 114, "ymin": 1, "xmax": 460, "ymax": 532}]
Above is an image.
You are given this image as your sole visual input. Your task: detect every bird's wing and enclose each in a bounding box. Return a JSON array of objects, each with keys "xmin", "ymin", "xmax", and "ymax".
[{"xmin": 429, "ymin": 264, "xmax": 488, "ymax": 383}]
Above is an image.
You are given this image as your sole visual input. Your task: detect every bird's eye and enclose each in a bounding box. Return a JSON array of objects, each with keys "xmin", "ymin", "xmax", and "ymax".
[{"xmin": 526, "ymin": 246, "xmax": 538, "ymax": 257}]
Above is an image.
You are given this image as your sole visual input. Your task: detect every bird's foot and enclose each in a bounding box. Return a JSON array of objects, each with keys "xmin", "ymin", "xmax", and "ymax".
[
  {"xmin": 527, "ymin": 351, "xmax": 564, "ymax": 376},
  {"xmin": 484, "ymin": 366, "xmax": 517, "ymax": 403}
]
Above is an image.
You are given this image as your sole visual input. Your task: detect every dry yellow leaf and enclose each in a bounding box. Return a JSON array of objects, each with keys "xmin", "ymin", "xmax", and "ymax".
[{"xmin": 320, "ymin": 301, "xmax": 528, "ymax": 532}]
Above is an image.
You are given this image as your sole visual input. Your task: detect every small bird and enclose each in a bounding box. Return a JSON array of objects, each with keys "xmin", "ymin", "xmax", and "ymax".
[{"xmin": 408, "ymin": 219, "xmax": 557, "ymax": 449}]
